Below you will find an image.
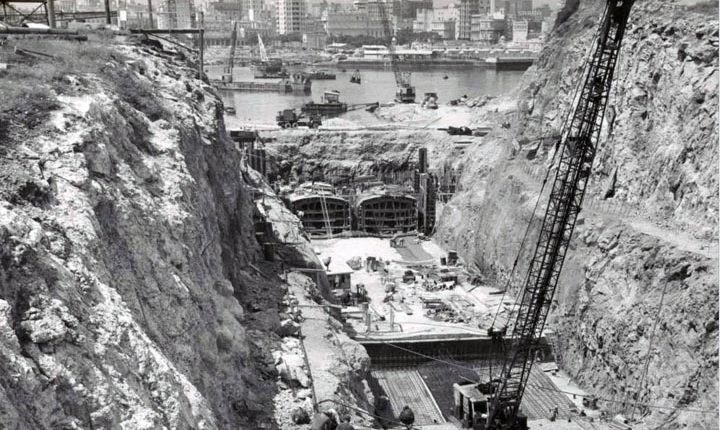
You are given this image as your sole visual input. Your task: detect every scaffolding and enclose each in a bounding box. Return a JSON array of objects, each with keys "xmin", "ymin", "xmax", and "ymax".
[{"xmin": 1, "ymin": 0, "xmax": 50, "ymax": 26}]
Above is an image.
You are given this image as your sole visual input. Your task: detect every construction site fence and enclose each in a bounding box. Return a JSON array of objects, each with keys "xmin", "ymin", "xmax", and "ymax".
[{"xmin": 521, "ymin": 163, "xmax": 642, "ymax": 218}]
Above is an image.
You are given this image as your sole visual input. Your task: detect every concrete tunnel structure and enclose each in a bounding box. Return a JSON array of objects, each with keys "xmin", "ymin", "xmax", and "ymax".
[
  {"xmin": 289, "ymin": 194, "xmax": 352, "ymax": 237},
  {"xmin": 355, "ymin": 191, "xmax": 418, "ymax": 236}
]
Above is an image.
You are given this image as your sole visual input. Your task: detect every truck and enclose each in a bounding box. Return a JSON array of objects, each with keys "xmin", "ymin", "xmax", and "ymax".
[{"xmin": 276, "ymin": 109, "xmax": 322, "ymax": 129}]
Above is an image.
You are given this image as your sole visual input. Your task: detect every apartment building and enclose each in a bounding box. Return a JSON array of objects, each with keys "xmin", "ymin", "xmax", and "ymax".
[{"xmin": 277, "ymin": 0, "xmax": 306, "ymax": 34}]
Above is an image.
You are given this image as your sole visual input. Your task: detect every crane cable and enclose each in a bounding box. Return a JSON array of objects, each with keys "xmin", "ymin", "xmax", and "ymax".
[
  {"xmin": 628, "ymin": 279, "xmax": 670, "ymax": 419},
  {"xmin": 378, "ymin": 341, "xmax": 719, "ymax": 415},
  {"xmin": 488, "ymin": 16, "xmax": 605, "ymax": 332}
]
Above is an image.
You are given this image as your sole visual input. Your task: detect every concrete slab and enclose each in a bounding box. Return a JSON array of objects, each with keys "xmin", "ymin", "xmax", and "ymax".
[{"xmin": 313, "ymin": 237, "xmax": 515, "ymax": 341}]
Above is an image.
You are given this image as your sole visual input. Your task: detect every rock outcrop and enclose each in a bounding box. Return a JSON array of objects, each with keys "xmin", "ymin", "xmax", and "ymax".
[
  {"xmin": 0, "ymin": 36, "xmax": 331, "ymax": 429},
  {"xmin": 435, "ymin": 1, "xmax": 718, "ymax": 428}
]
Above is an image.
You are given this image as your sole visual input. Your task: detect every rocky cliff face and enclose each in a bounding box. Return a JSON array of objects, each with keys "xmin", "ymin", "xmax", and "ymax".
[
  {"xmin": 0, "ymin": 36, "xmax": 365, "ymax": 429},
  {"xmin": 435, "ymin": 0, "xmax": 718, "ymax": 428},
  {"xmin": 264, "ymin": 128, "xmax": 456, "ymax": 186}
]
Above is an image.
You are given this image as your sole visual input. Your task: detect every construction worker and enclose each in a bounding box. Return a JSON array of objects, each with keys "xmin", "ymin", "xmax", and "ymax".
[
  {"xmin": 398, "ymin": 405, "xmax": 415, "ymax": 429},
  {"xmin": 336, "ymin": 415, "xmax": 355, "ymax": 430},
  {"xmin": 310, "ymin": 410, "xmax": 338, "ymax": 430},
  {"xmin": 550, "ymin": 406, "xmax": 559, "ymax": 422}
]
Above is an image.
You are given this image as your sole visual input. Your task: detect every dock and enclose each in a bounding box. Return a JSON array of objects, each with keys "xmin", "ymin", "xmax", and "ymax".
[
  {"xmin": 212, "ymin": 79, "xmax": 309, "ymax": 93},
  {"xmin": 484, "ymin": 56, "xmax": 536, "ymax": 70}
]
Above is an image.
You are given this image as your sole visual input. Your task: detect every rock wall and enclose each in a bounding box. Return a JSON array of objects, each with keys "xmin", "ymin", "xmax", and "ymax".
[
  {"xmin": 0, "ymin": 36, "xmax": 380, "ymax": 429},
  {"xmin": 0, "ymin": 38, "xmax": 288, "ymax": 429},
  {"xmin": 264, "ymin": 129, "xmax": 457, "ymax": 185},
  {"xmin": 435, "ymin": 1, "xmax": 718, "ymax": 428}
]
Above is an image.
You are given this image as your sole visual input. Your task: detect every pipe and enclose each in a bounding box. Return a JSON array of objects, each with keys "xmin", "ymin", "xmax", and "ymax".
[{"xmin": 0, "ymin": 28, "xmax": 78, "ymax": 34}]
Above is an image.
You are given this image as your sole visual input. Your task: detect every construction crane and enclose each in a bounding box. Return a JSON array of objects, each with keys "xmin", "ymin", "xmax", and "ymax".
[
  {"xmin": 257, "ymin": 34, "xmax": 269, "ymax": 62},
  {"xmin": 221, "ymin": 21, "xmax": 238, "ymax": 83},
  {"xmin": 377, "ymin": 0, "xmax": 415, "ymax": 103},
  {"xmin": 469, "ymin": 1, "xmax": 636, "ymax": 429}
]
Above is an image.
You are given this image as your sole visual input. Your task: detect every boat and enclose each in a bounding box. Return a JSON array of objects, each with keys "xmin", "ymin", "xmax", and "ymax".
[
  {"xmin": 224, "ymin": 106, "xmax": 236, "ymax": 114},
  {"xmin": 253, "ymin": 59, "xmax": 288, "ymax": 79},
  {"xmin": 301, "ymin": 90, "xmax": 348, "ymax": 117},
  {"xmin": 210, "ymin": 73, "xmax": 310, "ymax": 95},
  {"xmin": 350, "ymin": 69, "xmax": 361, "ymax": 84},
  {"xmin": 443, "ymin": 75, "xmax": 449, "ymax": 80},
  {"xmin": 308, "ymin": 69, "xmax": 336, "ymax": 80},
  {"xmin": 285, "ymin": 72, "xmax": 313, "ymax": 94}
]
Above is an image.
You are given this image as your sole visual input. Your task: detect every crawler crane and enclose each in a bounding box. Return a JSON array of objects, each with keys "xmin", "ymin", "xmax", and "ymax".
[
  {"xmin": 377, "ymin": 0, "xmax": 415, "ymax": 103},
  {"xmin": 453, "ymin": 1, "xmax": 636, "ymax": 429},
  {"xmin": 221, "ymin": 21, "xmax": 238, "ymax": 83}
]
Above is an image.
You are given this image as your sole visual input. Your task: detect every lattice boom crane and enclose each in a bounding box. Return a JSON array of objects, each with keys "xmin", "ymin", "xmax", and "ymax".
[
  {"xmin": 377, "ymin": 0, "xmax": 415, "ymax": 103},
  {"xmin": 484, "ymin": 1, "xmax": 636, "ymax": 429}
]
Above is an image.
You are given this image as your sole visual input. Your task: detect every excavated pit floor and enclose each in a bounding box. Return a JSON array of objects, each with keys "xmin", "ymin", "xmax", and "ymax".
[
  {"xmin": 362, "ymin": 338, "xmax": 584, "ymax": 428},
  {"xmin": 311, "ymin": 236, "xmax": 514, "ymax": 341},
  {"xmin": 307, "ymin": 236, "xmax": 596, "ymax": 428}
]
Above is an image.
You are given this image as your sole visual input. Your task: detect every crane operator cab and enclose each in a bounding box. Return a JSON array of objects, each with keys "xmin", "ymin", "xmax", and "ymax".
[
  {"xmin": 454, "ymin": 383, "xmax": 490, "ymax": 429},
  {"xmin": 454, "ymin": 382, "xmax": 528, "ymax": 430},
  {"xmin": 396, "ymin": 85, "xmax": 416, "ymax": 104}
]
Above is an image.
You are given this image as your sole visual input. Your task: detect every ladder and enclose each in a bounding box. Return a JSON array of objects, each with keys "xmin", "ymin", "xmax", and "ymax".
[{"xmin": 319, "ymin": 194, "xmax": 333, "ymax": 239}]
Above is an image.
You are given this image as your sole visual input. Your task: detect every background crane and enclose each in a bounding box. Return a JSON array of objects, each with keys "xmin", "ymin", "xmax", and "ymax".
[
  {"xmin": 221, "ymin": 21, "xmax": 238, "ymax": 83},
  {"xmin": 484, "ymin": 1, "xmax": 636, "ymax": 429},
  {"xmin": 258, "ymin": 33, "xmax": 269, "ymax": 62},
  {"xmin": 377, "ymin": 0, "xmax": 415, "ymax": 103}
]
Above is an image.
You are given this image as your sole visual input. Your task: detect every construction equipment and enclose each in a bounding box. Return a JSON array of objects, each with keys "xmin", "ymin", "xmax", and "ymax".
[
  {"xmin": 258, "ymin": 34, "xmax": 268, "ymax": 62},
  {"xmin": 457, "ymin": 1, "xmax": 636, "ymax": 429},
  {"xmin": 377, "ymin": 0, "xmax": 415, "ymax": 103},
  {"xmin": 421, "ymin": 92, "xmax": 438, "ymax": 109},
  {"xmin": 276, "ymin": 109, "xmax": 322, "ymax": 129},
  {"xmin": 303, "ymin": 91, "xmax": 379, "ymax": 118},
  {"xmin": 302, "ymin": 90, "xmax": 347, "ymax": 116},
  {"xmin": 254, "ymin": 34, "xmax": 286, "ymax": 78},
  {"xmin": 221, "ymin": 21, "xmax": 238, "ymax": 83}
]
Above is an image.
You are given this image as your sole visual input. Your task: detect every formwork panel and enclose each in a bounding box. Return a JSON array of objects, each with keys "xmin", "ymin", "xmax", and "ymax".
[
  {"xmin": 356, "ymin": 195, "xmax": 417, "ymax": 235},
  {"xmin": 291, "ymin": 196, "xmax": 351, "ymax": 237}
]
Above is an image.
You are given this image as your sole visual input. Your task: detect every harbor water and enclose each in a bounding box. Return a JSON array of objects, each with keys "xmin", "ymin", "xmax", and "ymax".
[{"xmin": 208, "ymin": 66, "xmax": 525, "ymax": 126}]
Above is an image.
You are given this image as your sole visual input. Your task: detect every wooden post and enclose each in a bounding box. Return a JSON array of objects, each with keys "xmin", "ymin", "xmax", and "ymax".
[
  {"xmin": 146, "ymin": 0, "xmax": 153, "ymax": 29},
  {"xmin": 47, "ymin": 0, "xmax": 56, "ymax": 28},
  {"xmin": 104, "ymin": 0, "xmax": 111, "ymax": 24}
]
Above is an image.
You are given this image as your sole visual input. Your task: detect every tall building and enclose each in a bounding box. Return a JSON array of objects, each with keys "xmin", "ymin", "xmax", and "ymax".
[
  {"xmin": 326, "ymin": 11, "xmax": 384, "ymax": 37},
  {"xmin": 470, "ymin": 14, "xmax": 505, "ymax": 43},
  {"xmin": 412, "ymin": 8, "xmax": 433, "ymax": 33},
  {"xmin": 398, "ymin": 0, "xmax": 432, "ymax": 20},
  {"xmin": 413, "ymin": 4, "xmax": 459, "ymax": 39},
  {"xmin": 457, "ymin": 0, "xmax": 477, "ymax": 40},
  {"xmin": 277, "ymin": 0, "xmax": 306, "ymax": 34},
  {"xmin": 243, "ymin": 0, "xmax": 265, "ymax": 20},
  {"xmin": 158, "ymin": 0, "xmax": 196, "ymax": 29},
  {"xmin": 512, "ymin": 19, "xmax": 528, "ymax": 42}
]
